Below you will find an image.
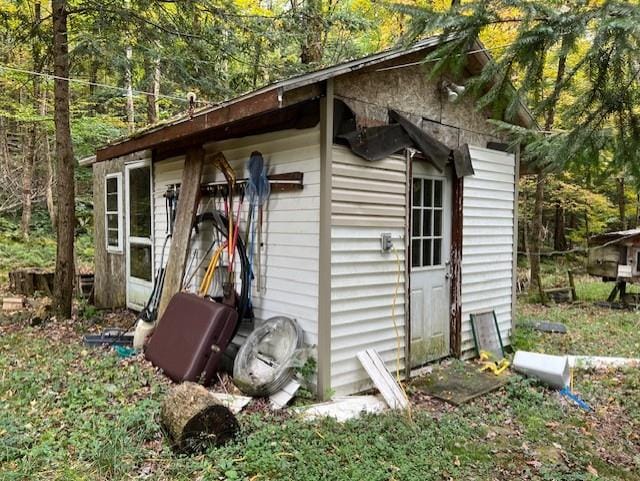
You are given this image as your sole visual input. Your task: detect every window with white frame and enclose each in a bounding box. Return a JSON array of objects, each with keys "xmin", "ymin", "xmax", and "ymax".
[
  {"xmin": 105, "ymin": 173, "xmax": 123, "ymax": 252},
  {"xmin": 411, "ymin": 177, "xmax": 444, "ymax": 268}
]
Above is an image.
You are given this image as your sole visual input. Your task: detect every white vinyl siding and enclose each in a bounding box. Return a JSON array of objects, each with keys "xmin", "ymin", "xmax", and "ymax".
[
  {"xmin": 461, "ymin": 146, "xmax": 516, "ymax": 357},
  {"xmin": 152, "ymin": 127, "xmax": 321, "ymax": 347},
  {"xmin": 330, "ymin": 146, "xmax": 407, "ymax": 396}
]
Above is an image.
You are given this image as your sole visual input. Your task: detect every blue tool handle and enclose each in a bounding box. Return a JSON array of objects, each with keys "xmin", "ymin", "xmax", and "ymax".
[{"xmin": 560, "ymin": 387, "xmax": 592, "ymax": 412}]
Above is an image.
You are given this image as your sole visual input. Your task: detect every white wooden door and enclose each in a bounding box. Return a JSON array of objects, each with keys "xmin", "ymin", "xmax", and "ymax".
[
  {"xmin": 410, "ymin": 163, "xmax": 452, "ymax": 367},
  {"xmin": 125, "ymin": 161, "xmax": 153, "ymax": 310}
]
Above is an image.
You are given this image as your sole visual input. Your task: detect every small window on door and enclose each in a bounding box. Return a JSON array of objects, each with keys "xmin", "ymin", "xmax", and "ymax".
[
  {"xmin": 412, "ymin": 178, "xmax": 444, "ymax": 268},
  {"xmin": 105, "ymin": 173, "xmax": 122, "ymax": 252}
]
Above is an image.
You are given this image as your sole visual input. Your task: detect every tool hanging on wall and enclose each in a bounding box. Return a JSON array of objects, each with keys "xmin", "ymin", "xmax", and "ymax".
[
  {"xmin": 210, "ymin": 153, "xmax": 238, "ymax": 305},
  {"xmin": 246, "ymin": 152, "xmax": 270, "ymax": 294}
]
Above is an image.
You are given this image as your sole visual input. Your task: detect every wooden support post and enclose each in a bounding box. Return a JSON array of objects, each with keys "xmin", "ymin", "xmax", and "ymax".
[
  {"xmin": 158, "ymin": 147, "xmax": 205, "ymax": 317},
  {"xmin": 450, "ymin": 174, "xmax": 464, "ymax": 358},
  {"xmin": 567, "ymin": 270, "xmax": 577, "ymax": 302},
  {"xmin": 607, "ymin": 282, "xmax": 621, "ymax": 303}
]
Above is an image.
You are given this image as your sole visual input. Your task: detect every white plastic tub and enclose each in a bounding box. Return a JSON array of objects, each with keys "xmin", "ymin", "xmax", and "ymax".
[{"xmin": 512, "ymin": 351, "xmax": 570, "ymax": 389}]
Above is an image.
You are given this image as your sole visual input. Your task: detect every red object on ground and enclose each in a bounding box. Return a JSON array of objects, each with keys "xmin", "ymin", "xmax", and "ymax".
[{"xmin": 145, "ymin": 292, "xmax": 238, "ymax": 385}]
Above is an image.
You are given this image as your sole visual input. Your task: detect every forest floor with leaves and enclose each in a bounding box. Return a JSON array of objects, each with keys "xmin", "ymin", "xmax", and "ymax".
[{"xmin": 1, "ymin": 280, "xmax": 639, "ymax": 481}]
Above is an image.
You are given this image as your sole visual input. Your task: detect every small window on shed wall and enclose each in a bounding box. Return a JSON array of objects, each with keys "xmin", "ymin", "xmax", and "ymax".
[{"xmin": 105, "ymin": 173, "xmax": 123, "ymax": 253}]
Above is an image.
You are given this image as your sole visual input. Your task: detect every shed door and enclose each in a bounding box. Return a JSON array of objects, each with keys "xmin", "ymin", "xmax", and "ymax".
[
  {"xmin": 410, "ymin": 163, "xmax": 451, "ymax": 367},
  {"xmin": 125, "ymin": 161, "xmax": 153, "ymax": 310}
]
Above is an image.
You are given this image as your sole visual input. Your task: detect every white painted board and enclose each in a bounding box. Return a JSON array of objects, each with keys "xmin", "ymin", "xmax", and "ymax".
[{"xmin": 356, "ymin": 349, "xmax": 409, "ymax": 410}]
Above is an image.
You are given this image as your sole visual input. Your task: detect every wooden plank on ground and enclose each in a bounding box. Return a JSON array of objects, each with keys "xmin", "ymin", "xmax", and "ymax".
[
  {"xmin": 2, "ymin": 296, "xmax": 25, "ymax": 311},
  {"xmin": 357, "ymin": 348, "xmax": 409, "ymax": 410},
  {"xmin": 158, "ymin": 147, "xmax": 205, "ymax": 317}
]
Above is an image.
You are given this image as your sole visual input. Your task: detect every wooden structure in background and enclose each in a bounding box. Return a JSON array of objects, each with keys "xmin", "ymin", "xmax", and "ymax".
[{"xmin": 588, "ymin": 228, "xmax": 640, "ymax": 303}]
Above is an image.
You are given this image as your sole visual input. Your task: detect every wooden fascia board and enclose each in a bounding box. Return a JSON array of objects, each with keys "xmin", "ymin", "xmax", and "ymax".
[{"xmin": 95, "ymin": 85, "xmax": 322, "ymax": 162}]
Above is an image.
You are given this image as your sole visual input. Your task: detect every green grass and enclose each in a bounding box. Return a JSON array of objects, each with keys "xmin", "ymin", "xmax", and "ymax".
[
  {"xmin": 1, "ymin": 280, "xmax": 639, "ymax": 480},
  {"xmin": 0, "ymin": 214, "xmax": 93, "ymax": 283},
  {"xmin": 514, "ymin": 281, "xmax": 640, "ymax": 358}
]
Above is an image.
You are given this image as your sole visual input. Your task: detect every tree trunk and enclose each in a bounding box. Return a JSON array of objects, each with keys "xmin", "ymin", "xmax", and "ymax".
[
  {"xmin": 125, "ymin": 44, "xmax": 135, "ymax": 132},
  {"xmin": 529, "ymin": 173, "xmax": 545, "ymax": 297},
  {"xmin": 21, "ymin": 2, "xmax": 43, "ymax": 239},
  {"xmin": 124, "ymin": 0, "xmax": 135, "ymax": 132},
  {"xmin": 553, "ymin": 201, "xmax": 566, "ymax": 251},
  {"xmin": 0, "ymin": 117, "xmax": 8, "ymax": 166},
  {"xmin": 52, "ymin": 0, "xmax": 75, "ymax": 319},
  {"xmin": 529, "ymin": 50, "xmax": 567, "ymax": 302},
  {"xmin": 45, "ymin": 131, "xmax": 56, "ymax": 229},
  {"xmin": 20, "ymin": 125, "xmax": 36, "ymax": 238},
  {"xmin": 38, "ymin": 88, "xmax": 56, "ymax": 230},
  {"xmin": 160, "ymin": 382, "xmax": 239, "ymax": 453},
  {"xmin": 300, "ymin": 0, "xmax": 323, "ymax": 65},
  {"xmin": 145, "ymin": 56, "xmax": 160, "ymax": 125},
  {"xmin": 251, "ymin": 37, "xmax": 263, "ymax": 89},
  {"xmin": 617, "ymin": 177, "xmax": 626, "ymax": 230}
]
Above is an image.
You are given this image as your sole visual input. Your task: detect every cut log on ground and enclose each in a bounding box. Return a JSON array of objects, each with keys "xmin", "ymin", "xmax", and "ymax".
[
  {"xmin": 160, "ymin": 382, "xmax": 239, "ymax": 453},
  {"xmin": 8, "ymin": 269, "xmax": 54, "ymax": 296}
]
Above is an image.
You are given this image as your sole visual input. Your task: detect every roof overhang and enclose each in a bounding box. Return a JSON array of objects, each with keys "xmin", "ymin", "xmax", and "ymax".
[{"xmin": 94, "ymin": 35, "xmax": 537, "ymax": 164}]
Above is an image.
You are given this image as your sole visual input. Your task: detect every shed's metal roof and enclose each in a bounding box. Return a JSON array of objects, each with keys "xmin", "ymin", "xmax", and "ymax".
[
  {"xmin": 95, "ymin": 35, "xmax": 536, "ymax": 163},
  {"xmin": 589, "ymin": 228, "xmax": 640, "ymax": 246}
]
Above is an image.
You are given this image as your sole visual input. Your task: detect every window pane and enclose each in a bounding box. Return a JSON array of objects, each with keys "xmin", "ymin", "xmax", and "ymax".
[
  {"xmin": 106, "ymin": 192, "xmax": 118, "ymax": 212},
  {"xmin": 412, "ymin": 208, "xmax": 421, "ymax": 237},
  {"xmin": 106, "ymin": 177, "xmax": 118, "ymax": 194},
  {"xmin": 423, "ymin": 179, "xmax": 433, "ymax": 207},
  {"xmin": 130, "ymin": 244, "xmax": 152, "ymax": 281},
  {"xmin": 422, "ymin": 209, "xmax": 432, "ymax": 237},
  {"xmin": 129, "ymin": 166, "xmax": 151, "ymax": 238},
  {"xmin": 107, "ymin": 213, "xmax": 119, "ymax": 230},
  {"xmin": 412, "ymin": 239, "xmax": 421, "ymax": 267},
  {"xmin": 433, "ymin": 239, "xmax": 442, "ymax": 265},
  {"xmin": 107, "ymin": 229, "xmax": 119, "ymax": 247},
  {"xmin": 434, "ymin": 180, "xmax": 443, "ymax": 207},
  {"xmin": 434, "ymin": 210, "xmax": 442, "ymax": 237},
  {"xmin": 422, "ymin": 239, "xmax": 432, "ymax": 266},
  {"xmin": 412, "ymin": 179, "xmax": 421, "ymax": 206}
]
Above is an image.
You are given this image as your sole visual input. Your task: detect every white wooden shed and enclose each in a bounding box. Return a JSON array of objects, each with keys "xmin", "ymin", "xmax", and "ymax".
[{"xmin": 86, "ymin": 37, "xmax": 532, "ymax": 397}]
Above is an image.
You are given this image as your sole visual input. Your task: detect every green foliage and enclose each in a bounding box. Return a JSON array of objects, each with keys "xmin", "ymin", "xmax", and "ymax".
[
  {"xmin": 71, "ymin": 115, "xmax": 126, "ymax": 161},
  {"xmin": 2, "ymin": 283, "xmax": 640, "ymax": 480},
  {"xmin": 0, "ymin": 210, "xmax": 94, "ymax": 282},
  {"xmin": 398, "ymin": 0, "xmax": 640, "ymax": 178},
  {"xmin": 519, "ymin": 174, "xmax": 617, "ymax": 247},
  {"xmin": 294, "ymin": 356, "xmax": 317, "ymax": 400},
  {"xmin": 515, "ymin": 279, "xmax": 640, "ymax": 358}
]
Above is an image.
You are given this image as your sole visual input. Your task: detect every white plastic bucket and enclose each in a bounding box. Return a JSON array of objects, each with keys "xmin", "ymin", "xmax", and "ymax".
[
  {"xmin": 512, "ymin": 351, "xmax": 570, "ymax": 389},
  {"xmin": 133, "ymin": 319, "xmax": 156, "ymax": 349}
]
